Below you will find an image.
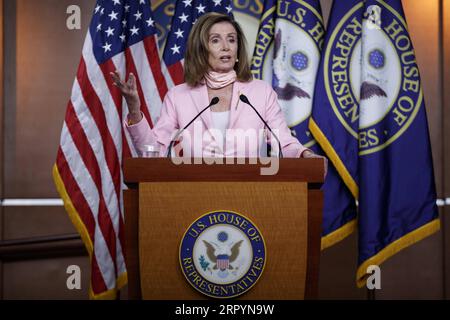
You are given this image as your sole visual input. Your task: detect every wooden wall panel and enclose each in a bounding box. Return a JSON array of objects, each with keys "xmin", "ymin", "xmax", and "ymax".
[
  {"xmin": 443, "ymin": 0, "xmax": 450, "ymax": 300},
  {"xmin": 402, "ymin": 0, "xmax": 443, "ymax": 193},
  {"xmin": 319, "ymin": 234, "xmax": 367, "ymax": 299},
  {"xmin": 376, "ymin": 230, "xmax": 443, "ymax": 299},
  {"xmin": 0, "ymin": 0, "xmax": 4, "ymax": 300},
  {"xmin": 3, "ymin": 207, "xmax": 76, "ymax": 240},
  {"xmin": 320, "ymin": 0, "xmax": 333, "ymax": 26},
  {"xmin": 2, "ymin": 256, "xmax": 90, "ymax": 299},
  {"xmin": 0, "ymin": 0, "xmax": 3, "ymax": 202},
  {"xmin": 1, "ymin": 0, "xmax": 93, "ymax": 300},
  {"xmin": 4, "ymin": 0, "xmax": 93, "ymax": 198}
]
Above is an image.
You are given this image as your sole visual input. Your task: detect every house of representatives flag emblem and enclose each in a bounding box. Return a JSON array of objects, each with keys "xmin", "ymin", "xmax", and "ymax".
[
  {"xmin": 251, "ymin": 0, "xmax": 325, "ymax": 148},
  {"xmin": 323, "ymin": 1, "xmax": 424, "ymax": 154}
]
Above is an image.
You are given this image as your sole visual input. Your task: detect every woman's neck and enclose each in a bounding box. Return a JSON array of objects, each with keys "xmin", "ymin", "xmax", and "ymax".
[{"xmin": 207, "ymin": 83, "xmax": 233, "ymax": 112}]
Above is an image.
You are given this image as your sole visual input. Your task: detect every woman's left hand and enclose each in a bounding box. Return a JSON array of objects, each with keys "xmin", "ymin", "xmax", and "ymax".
[{"xmin": 302, "ymin": 150, "xmax": 328, "ymax": 178}]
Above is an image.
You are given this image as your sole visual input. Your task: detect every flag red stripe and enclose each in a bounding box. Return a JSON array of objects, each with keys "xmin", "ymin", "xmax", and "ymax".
[
  {"xmin": 167, "ymin": 61, "xmax": 184, "ymax": 85},
  {"xmin": 65, "ymin": 102, "xmax": 118, "ymax": 277},
  {"xmin": 143, "ymin": 36, "xmax": 169, "ymax": 100},
  {"xmin": 124, "ymin": 48, "xmax": 154, "ymax": 128}
]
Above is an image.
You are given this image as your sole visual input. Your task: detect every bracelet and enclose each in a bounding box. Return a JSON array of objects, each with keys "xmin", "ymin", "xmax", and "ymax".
[{"xmin": 127, "ymin": 112, "xmax": 141, "ymax": 126}]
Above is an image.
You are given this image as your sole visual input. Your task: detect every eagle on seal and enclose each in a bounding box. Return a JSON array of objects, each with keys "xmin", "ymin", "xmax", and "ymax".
[
  {"xmin": 203, "ymin": 240, "xmax": 243, "ymax": 270},
  {"xmin": 360, "ymin": 81, "xmax": 387, "ymax": 100}
]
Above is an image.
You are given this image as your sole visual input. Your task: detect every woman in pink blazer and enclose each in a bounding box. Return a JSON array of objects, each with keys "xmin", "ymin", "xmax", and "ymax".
[{"xmin": 112, "ymin": 12, "xmax": 325, "ymax": 164}]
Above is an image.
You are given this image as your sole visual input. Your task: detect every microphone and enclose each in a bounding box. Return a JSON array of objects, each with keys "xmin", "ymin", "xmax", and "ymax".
[
  {"xmin": 239, "ymin": 94, "xmax": 283, "ymax": 158},
  {"xmin": 166, "ymin": 97, "xmax": 220, "ymax": 158}
]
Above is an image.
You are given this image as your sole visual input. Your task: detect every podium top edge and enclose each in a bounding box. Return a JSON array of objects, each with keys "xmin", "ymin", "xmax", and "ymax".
[{"xmin": 123, "ymin": 158, "xmax": 325, "ymax": 184}]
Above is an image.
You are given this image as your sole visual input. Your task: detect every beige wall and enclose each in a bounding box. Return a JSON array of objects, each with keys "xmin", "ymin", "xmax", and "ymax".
[{"xmin": 0, "ymin": 0, "xmax": 448, "ymax": 299}]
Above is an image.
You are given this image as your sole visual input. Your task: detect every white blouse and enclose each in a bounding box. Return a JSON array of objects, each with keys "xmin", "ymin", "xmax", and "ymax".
[{"xmin": 210, "ymin": 110, "xmax": 230, "ymax": 141}]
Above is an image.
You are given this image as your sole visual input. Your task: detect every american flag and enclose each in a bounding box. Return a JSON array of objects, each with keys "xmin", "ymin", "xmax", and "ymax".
[
  {"xmin": 53, "ymin": 0, "xmax": 169, "ymax": 299},
  {"xmin": 162, "ymin": 0, "xmax": 233, "ymax": 85}
]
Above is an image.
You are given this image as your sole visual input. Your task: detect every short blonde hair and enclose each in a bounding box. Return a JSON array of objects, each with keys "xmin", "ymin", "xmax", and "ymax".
[{"xmin": 184, "ymin": 13, "xmax": 252, "ymax": 87}]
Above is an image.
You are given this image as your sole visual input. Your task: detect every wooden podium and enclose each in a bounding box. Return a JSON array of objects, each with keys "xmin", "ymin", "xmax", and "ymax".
[{"xmin": 123, "ymin": 158, "xmax": 323, "ymax": 300}]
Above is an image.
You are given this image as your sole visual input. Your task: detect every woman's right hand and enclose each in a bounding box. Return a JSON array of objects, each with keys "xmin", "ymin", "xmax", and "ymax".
[{"xmin": 110, "ymin": 71, "xmax": 142, "ymax": 124}]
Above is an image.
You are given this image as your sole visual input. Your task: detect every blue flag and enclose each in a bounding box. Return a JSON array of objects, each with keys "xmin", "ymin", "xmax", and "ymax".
[
  {"xmin": 311, "ymin": 0, "xmax": 440, "ymax": 286},
  {"xmin": 356, "ymin": 0, "xmax": 440, "ymax": 286},
  {"xmin": 252, "ymin": 0, "xmax": 358, "ymax": 248},
  {"xmin": 310, "ymin": 0, "xmax": 361, "ymax": 205}
]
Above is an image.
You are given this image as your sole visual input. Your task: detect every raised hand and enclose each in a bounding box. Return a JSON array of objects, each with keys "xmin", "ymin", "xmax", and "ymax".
[{"xmin": 110, "ymin": 71, "xmax": 142, "ymax": 124}]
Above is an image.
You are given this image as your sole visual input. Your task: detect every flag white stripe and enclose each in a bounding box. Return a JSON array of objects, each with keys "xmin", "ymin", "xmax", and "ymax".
[{"xmin": 60, "ymin": 123, "xmax": 116, "ymax": 289}]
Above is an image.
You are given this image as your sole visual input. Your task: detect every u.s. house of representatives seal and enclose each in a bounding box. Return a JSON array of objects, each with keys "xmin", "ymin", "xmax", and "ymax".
[
  {"xmin": 179, "ymin": 210, "xmax": 266, "ymax": 299},
  {"xmin": 324, "ymin": 0, "xmax": 423, "ymax": 156}
]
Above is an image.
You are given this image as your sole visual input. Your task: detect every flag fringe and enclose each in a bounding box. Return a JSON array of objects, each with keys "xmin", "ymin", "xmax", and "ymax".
[
  {"xmin": 52, "ymin": 164, "xmax": 94, "ymax": 256},
  {"xmin": 89, "ymin": 272, "xmax": 128, "ymax": 300},
  {"xmin": 52, "ymin": 164, "xmax": 128, "ymax": 299},
  {"xmin": 309, "ymin": 118, "xmax": 359, "ymax": 199},
  {"xmin": 321, "ymin": 219, "xmax": 357, "ymax": 250},
  {"xmin": 356, "ymin": 218, "xmax": 441, "ymax": 288}
]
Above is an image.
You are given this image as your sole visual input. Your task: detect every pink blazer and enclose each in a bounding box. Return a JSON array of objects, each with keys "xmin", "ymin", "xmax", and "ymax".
[{"xmin": 125, "ymin": 79, "xmax": 308, "ymax": 158}]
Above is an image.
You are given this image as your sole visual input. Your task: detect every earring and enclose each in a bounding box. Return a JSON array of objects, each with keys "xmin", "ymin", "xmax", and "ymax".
[{"xmin": 236, "ymin": 58, "xmax": 239, "ymax": 62}]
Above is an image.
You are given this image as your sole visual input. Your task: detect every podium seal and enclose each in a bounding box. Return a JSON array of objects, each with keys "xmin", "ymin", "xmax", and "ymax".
[{"xmin": 179, "ymin": 210, "xmax": 266, "ymax": 298}]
